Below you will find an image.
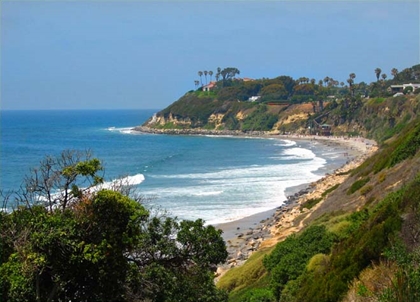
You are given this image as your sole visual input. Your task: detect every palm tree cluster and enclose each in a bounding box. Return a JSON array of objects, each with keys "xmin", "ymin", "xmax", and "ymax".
[{"xmin": 195, "ymin": 70, "xmax": 214, "ymax": 89}]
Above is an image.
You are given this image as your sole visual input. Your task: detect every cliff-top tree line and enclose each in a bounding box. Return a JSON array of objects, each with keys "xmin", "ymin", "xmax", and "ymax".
[
  {"xmin": 192, "ymin": 65, "xmax": 420, "ymax": 104},
  {"xmin": 148, "ymin": 64, "xmax": 420, "ymax": 132}
]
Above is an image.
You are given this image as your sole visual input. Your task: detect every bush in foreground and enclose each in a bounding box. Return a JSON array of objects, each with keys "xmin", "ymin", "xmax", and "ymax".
[{"xmin": 0, "ymin": 150, "xmax": 228, "ymax": 302}]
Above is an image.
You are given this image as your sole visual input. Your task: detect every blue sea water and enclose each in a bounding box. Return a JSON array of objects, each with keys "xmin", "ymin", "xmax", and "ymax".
[{"xmin": 1, "ymin": 110, "xmax": 346, "ymax": 224}]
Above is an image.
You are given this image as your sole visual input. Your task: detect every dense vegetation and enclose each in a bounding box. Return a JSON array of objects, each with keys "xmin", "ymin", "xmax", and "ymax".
[
  {"xmin": 0, "ymin": 151, "xmax": 228, "ymax": 301},
  {"xmin": 221, "ymin": 169, "xmax": 420, "ymax": 301},
  {"xmin": 208, "ymin": 64, "xmax": 420, "ymax": 301},
  {"xmin": 145, "ymin": 65, "xmax": 420, "ymax": 133},
  {"xmin": 217, "ymin": 107, "xmax": 420, "ymax": 301}
]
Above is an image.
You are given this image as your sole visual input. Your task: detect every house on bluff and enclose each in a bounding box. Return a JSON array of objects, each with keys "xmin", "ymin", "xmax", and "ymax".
[
  {"xmin": 389, "ymin": 83, "xmax": 420, "ymax": 93},
  {"xmin": 202, "ymin": 82, "xmax": 216, "ymax": 92}
]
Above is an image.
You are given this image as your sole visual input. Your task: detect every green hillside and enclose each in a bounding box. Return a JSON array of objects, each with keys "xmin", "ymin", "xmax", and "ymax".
[
  {"xmin": 211, "ymin": 66, "xmax": 420, "ymax": 301},
  {"xmin": 142, "ymin": 65, "xmax": 420, "ymax": 137}
]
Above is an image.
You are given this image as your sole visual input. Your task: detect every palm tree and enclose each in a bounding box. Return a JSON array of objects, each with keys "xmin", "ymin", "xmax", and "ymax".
[
  {"xmin": 204, "ymin": 71, "xmax": 208, "ymax": 85},
  {"xmin": 375, "ymin": 68, "xmax": 381, "ymax": 81},
  {"xmin": 198, "ymin": 71, "xmax": 203, "ymax": 87},
  {"xmin": 216, "ymin": 67, "xmax": 221, "ymax": 82},
  {"xmin": 311, "ymin": 100, "xmax": 317, "ymax": 113},
  {"xmin": 194, "ymin": 80, "xmax": 199, "ymax": 89},
  {"xmin": 349, "ymin": 73, "xmax": 356, "ymax": 80},
  {"xmin": 209, "ymin": 71, "xmax": 213, "ymax": 82},
  {"xmin": 323, "ymin": 76, "xmax": 330, "ymax": 87},
  {"xmin": 318, "ymin": 98, "xmax": 324, "ymax": 111},
  {"xmin": 381, "ymin": 73, "xmax": 387, "ymax": 81},
  {"xmin": 391, "ymin": 68, "xmax": 398, "ymax": 78},
  {"xmin": 347, "ymin": 78, "xmax": 354, "ymax": 96}
]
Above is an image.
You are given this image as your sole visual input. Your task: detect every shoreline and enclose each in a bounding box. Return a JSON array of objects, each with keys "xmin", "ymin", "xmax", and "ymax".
[
  {"xmin": 133, "ymin": 126, "xmax": 378, "ymax": 275},
  {"xmin": 213, "ymin": 134, "xmax": 377, "ymax": 277}
]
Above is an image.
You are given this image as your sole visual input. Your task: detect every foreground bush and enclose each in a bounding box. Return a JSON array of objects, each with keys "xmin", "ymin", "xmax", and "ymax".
[{"xmin": 0, "ymin": 150, "xmax": 228, "ymax": 302}]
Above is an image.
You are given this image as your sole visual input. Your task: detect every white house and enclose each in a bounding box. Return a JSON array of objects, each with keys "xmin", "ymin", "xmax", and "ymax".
[
  {"xmin": 202, "ymin": 81, "xmax": 216, "ymax": 92},
  {"xmin": 248, "ymin": 96, "xmax": 261, "ymax": 102},
  {"xmin": 390, "ymin": 83, "xmax": 420, "ymax": 93}
]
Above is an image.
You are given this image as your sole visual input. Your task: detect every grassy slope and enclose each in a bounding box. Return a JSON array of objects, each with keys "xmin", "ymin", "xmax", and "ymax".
[{"xmin": 217, "ymin": 96, "xmax": 420, "ymax": 301}]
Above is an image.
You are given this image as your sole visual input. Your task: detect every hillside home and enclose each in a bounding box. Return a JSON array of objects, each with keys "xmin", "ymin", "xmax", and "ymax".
[
  {"xmin": 248, "ymin": 96, "xmax": 261, "ymax": 102},
  {"xmin": 202, "ymin": 81, "xmax": 216, "ymax": 92},
  {"xmin": 320, "ymin": 124, "xmax": 331, "ymax": 136},
  {"xmin": 390, "ymin": 83, "xmax": 420, "ymax": 93},
  {"xmin": 320, "ymin": 124, "xmax": 332, "ymax": 136}
]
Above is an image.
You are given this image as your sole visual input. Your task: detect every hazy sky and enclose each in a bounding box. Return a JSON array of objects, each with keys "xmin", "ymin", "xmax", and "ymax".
[{"xmin": 1, "ymin": 1, "xmax": 419, "ymax": 110}]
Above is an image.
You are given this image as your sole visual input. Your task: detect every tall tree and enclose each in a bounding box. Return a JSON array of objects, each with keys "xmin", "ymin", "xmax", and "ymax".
[
  {"xmin": 216, "ymin": 67, "xmax": 221, "ymax": 82},
  {"xmin": 209, "ymin": 70, "xmax": 213, "ymax": 82},
  {"xmin": 318, "ymin": 98, "xmax": 324, "ymax": 111},
  {"xmin": 375, "ymin": 68, "xmax": 382, "ymax": 81},
  {"xmin": 220, "ymin": 67, "xmax": 240, "ymax": 81},
  {"xmin": 391, "ymin": 68, "xmax": 399, "ymax": 78},
  {"xmin": 311, "ymin": 100, "xmax": 317, "ymax": 113},
  {"xmin": 381, "ymin": 73, "xmax": 387, "ymax": 81},
  {"xmin": 198, "ymin": 71, "xmax": 203, "ymax": 87},
  {"xmin": 204, "ymin": 70, "xmax": 208, "ymax": 85},
  {"xmin": 347, "ymin": 78, "xmax": 354, "ymax": 96},
  {"xmin": 19, "ymin": 150, "xmax": 104, "ymax": 212}
]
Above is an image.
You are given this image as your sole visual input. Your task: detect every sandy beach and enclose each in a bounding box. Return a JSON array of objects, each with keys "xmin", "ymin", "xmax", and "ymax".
[{"xmin": 214, "ymin": 134, "xmax": 377, "ymax": 277}]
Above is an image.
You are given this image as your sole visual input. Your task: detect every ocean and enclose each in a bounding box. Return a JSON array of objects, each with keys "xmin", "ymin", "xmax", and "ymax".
[{"xmin": 1, "ymin": 109, "xmax": 347, "ymax": 225}]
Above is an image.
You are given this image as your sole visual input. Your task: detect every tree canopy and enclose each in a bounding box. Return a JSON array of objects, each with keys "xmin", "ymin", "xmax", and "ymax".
[{"xmin": 0, "ymin": 150, "xmax": 228, "ymax": 302}]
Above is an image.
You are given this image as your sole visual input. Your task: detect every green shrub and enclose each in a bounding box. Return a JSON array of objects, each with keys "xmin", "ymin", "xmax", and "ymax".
[
  {"xmin": 378, "ymin": 172, "xmax": 386, "ymax": 183},
  {"xmin": 241, "ymin": 288, "xmax": 276, "ymax": 302},
  {"xmin": 218, "ymin": 248, "xmax": 273, "ymax": 294},
  {"xmin": 322, "ymin": 184, "xmax": 340, "ymax": 197},
  {"xmin": 360, "ymin": 185, "xmax": 373, "ymax": 196},
  {"xmin": 241, "ymin": 105, "xmax": 278, "ymax": 131},
  {"xmin": 306, "ymin": 254, "xmax": 330, "ymax": 273},
  {"xmin": 263, "ymin": 225, "xmax": 336, "ymax": 300},
  {"xmin": 293, "ymin": 189, "xmax": 403, "ymax": 302},
  {"xmin": 347, "ymin": 177, "xmax": 371, "ymax": 195},
  {"xmin": 300, "ymin": 198, "xmax": 322, "ymax": 210}
]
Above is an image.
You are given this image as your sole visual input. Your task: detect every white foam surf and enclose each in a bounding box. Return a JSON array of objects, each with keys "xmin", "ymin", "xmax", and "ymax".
[
  {"xmin": 139, "ymin": 154, "xmax": 326, "ymax": 225},
  {"xmin": 107, "ymin": 126, "xmax": 136, "ymax": 134},
  {"xmin": 99, "ymin": 174, "xmax": 145, "ymax": 190}
]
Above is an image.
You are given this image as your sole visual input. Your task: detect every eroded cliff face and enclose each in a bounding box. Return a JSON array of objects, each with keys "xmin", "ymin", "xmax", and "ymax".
[
  {"xmin": 145, "ymin": 113, "xmax": 192, "ymax": 128},
  {"xmin": 145, "ymin": 110, "xmax": 249, "ymax": 130},
  {"xmin": 144, "ymin": 103, "xmax": 321, "ymax": 133},
  {"xmin": 142, "ymin": 95, "xmax": 420, "ymax": 137},
  {"xmin": 207, "ymin": 113, "xmax": 225, "ymax": 129}
]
